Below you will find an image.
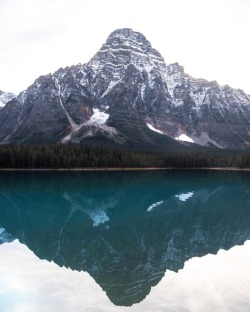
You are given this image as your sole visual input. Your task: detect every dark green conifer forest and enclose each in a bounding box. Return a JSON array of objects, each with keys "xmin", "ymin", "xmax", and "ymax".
[{"xmin": 0, "ymin": 144, "xmax": 249, "ymax": 169}]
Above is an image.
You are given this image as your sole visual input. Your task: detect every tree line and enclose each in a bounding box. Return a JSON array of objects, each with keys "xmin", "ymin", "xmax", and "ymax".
[{"xmin": 0, "ymin": 144, "xmax": 249, "ymax": 169}]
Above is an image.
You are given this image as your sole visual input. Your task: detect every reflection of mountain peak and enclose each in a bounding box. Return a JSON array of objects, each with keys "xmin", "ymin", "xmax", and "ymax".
[
  {"xmin": 0, "ymin": 171, "xmax": 249, "ymax": 306},
  {"xmin": 0, "ymin": 228, "xmax": 15, "ymax": 244},
  {"xmin": 175, "ymin": 191, "xmax": 194, "ymax": 202}
]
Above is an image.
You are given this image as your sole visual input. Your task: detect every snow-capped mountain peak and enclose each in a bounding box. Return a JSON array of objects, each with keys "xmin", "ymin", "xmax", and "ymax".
[
  {"xmin": 0, "ymin": 90, "xmax": 16, "ymax": 107},
  {"xmin": 0, "ymin": 28, "xmax": 250, "ymax": 149}
]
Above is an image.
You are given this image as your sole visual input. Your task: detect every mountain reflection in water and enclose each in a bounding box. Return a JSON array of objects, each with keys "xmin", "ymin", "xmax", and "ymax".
[{"xmin": 0, "ymin": 170, "xmax": 249, "ymax": 306}]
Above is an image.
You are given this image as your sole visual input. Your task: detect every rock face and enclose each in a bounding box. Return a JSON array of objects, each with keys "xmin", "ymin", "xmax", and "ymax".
[
  {"xmin": 162, "ymin": 64, "xmax": 250, "ymax": 148},
  {"xmin": 0, "ymin": 28, "xmax": 250, "ymax": 148}
]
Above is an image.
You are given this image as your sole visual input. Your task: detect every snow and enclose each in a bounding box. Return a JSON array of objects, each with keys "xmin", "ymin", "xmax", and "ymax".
[
  {"xmin": 100, "ymin": 79, "xmax": 123, "ymax": 99},
  {"xmin": 99, "ymin": 46, "xmax": 165, "ymax": 75},
  {"xmin": 100, "ymin": 47, "xmax": 146, "ymax": 56},
  {"xmin": 147, "ymin": 123, "xmax": 163, "ymax": 134},
  {"xmin": 99, "ymin": 62, "xmax": 124, "ymax": 69},
  {"xmin": 0, "ymin": 92, "xmax": 16, "ymax": 107},
  {"xmin": 89, "ymin": 108, "xmax": 109, "ymax": 125},
  {"xmin": 172, "ymin": 98, "xmax": 184, "ymax": 107},
  {"xmin": 175, "ymin": 192, "xmax": 194, "ymax": 202},
  {"xmin": 143, "ymin": 61, "xmax": 154, "ymax": 75},
  {"xmin": 61, "ymin": 133, "xmax": 73, "ymax": 143},
  {"xmin": 175, "ymin": 134, "xmax": 194, "ymax": 143},
  {"xmin": 140, "ymin": 83, "xmax": 146, "ymax": 100},
  {"xmin": 19, "ymin": 91, "xmax": 27, "ymax": 105},
  {"xmin": 190, "ymin": 87, "xmax": 209, "ymax": 107},
  {"xmin": 89, "ymin": 210, "xmax": 109, "ymax": 227},
  {"xmin": 148, "ymin": 55, "xmax": 165, "ymax": 64},
  {"xmin": 61, "ymin": 107, "xmax": 110, "ymax": 143},
  {"xmin": 165, "ymin": 67, "xmax": 183, "ymax": 98},
  {"xmin": 147, "ymin": 201, "xmax": 164, "ymax": 212},
  {"xmin": 53, "ymin": 77, "xmax": 77, "ymax": 129}
]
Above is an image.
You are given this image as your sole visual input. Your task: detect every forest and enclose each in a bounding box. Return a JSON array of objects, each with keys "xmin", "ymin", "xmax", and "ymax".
[{"xmin": 0, "ymin": 144, "xmax": 249, "ymax": 169}]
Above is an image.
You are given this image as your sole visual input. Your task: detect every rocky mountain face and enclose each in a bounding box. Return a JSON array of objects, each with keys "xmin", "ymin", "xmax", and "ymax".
[
  {"xmin": 0, "ymin": 171, "xmax": 249, "ymax": 306},
  {"xmin": 0, "ymin": 28, "xmax": 250, "ymax": 149},
  {"xmin": 163, "ymin": 64, "xmax": 250, "ymax": 148}
]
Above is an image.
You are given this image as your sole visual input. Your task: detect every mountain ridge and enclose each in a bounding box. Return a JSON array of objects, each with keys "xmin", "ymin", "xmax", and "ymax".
[{"xmin": 0, "ymin": 28, "xmax": 250, "ymax": 149}]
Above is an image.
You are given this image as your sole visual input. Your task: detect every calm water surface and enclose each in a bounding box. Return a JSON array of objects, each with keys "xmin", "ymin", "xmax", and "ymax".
[{"xmin": 0, "ymin": 170, "xmax": 249, "ymax": 311}]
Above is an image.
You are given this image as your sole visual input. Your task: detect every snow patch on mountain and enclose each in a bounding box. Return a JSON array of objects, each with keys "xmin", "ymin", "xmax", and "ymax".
[
  {"xmin": 175, "ymin": 134, "xmax": 194, "ymax": 143},
  {"xmin": 89, "ymin": 109, "xmax": 109, "ymax": 125},
  {"xmin": 147, "ymin": 124, "xmax": 163, "ymax": 134},
  {"xmin": 0, "ymin": 91, "xmax": 16, "ymax": 107}
]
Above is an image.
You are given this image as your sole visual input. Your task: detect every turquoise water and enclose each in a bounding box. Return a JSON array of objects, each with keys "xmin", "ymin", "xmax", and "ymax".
[{"xmin": 0, "ymin": 170, "xmax": 249, "ymax": 311}]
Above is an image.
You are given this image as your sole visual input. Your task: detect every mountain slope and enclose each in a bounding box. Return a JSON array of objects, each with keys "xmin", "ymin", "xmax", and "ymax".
[{"xmin": 0, "ymin": 28, "xmax": 249, "ymax": 149}]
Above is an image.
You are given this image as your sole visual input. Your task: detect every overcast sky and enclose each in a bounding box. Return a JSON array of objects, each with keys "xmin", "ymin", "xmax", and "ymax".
[{"xmin": 0, "ymin": 0, "xmax": 250, "ymax": 95}]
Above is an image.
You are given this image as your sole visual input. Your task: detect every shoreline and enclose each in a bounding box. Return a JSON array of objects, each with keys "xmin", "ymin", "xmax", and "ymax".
[{"xmin": 0, "ymin": 167, "xmax": 249, "ymax": 172}]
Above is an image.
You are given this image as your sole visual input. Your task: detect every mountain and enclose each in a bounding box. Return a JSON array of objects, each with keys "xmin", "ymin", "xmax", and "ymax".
[
  {"xmin": 0, "ymin": 90, "xmax": 16, "ymax": 108},
  {"xmin": 0, "ymin": 28, "xmax": 250, "ymax": 149},
  {"xmin": 0, "ymin": 227, "xmax": 15, "ymax": 245},
  {"xmin": 0, "ymin": 171, "xmax": 249, "ymax": 306}
]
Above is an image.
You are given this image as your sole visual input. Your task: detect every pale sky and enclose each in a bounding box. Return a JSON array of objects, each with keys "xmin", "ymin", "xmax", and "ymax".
[{"xmin": 0, "ymin": 0, "xmax": 250, "ymax": 95}]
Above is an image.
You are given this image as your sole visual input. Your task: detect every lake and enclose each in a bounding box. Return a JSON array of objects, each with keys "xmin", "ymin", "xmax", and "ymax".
[{"xmin": 0, "ymin": 170, "xmax": 249, "ymax": 311}]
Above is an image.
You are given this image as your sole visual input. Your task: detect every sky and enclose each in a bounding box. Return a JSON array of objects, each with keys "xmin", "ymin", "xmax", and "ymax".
[{"xmin": 0, "ymin": 0, "xmax": 250, "ymax": 95}]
